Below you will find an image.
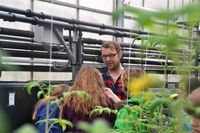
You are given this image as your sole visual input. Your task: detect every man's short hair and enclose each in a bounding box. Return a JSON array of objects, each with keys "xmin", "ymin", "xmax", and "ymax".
[{"xmin": 101, "ymin": 41, "xmax": 121, "ymax": 53}]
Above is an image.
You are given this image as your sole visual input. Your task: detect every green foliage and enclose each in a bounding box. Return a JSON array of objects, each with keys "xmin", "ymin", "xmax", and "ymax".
[
  {"xmin": 78, "ymin": 119, "xmax": 113, "ymax": 133},
  {"xmin": 62, "ymin": 92, "xmax": 72, "ymax": 98},
  {"xmin": 76, "ymin": 90, "xmax": 92, "ymax": 101},
  {"xmin": 89, "ymin": 106, "xmax": 118, "ymax": 117},
  {"xmin": 113, "ymin": 2, "xmax": 200, "ymax": 80},
  {"xmin": 150, "ymin": 98, "xmax": 172, "ymax": 113},
  {"xmin": 37, "ymin": 90, "xmax": 45, "ymax": 99},
  {"xmin": 114, "ymin": 3, "xmax": 200, "ymax": 27},
  {"xmin": 184, "ymin": 100, "xmax": 200, "ymax": 118},
  {"xmin": 112, "ymin": 3, "xmax": 200, "ymax": 132},
  {"xmin": 113, "ymin": 6, "xmax": 154, "ymax": 28},
  {"xmin": 0, "ymin": 108, "xmax": 10, "ymax": 133},
  {"xmin": 36, "ymin": 118, "xmax": 73, "ymax": 132},
  {"xmin": 63, "ymin": 90, "xmax": 93, "ymax": 103},
  {"xmin": 13, "ymin": 124, "xmax": 38, "ymax": 133},
  {"xmin": 25, "ymin": 81, "xmax": 38, "ymax": 94},
  {"xmin": 25, "ymin": 81, "xmax": 53, "ymax": 98},
  {"xmin": 0, "ymin": 50, "xmax": 20, "ymax": 71}
]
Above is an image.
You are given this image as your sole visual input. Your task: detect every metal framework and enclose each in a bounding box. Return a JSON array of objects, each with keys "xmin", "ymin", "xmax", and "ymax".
[{"xmin": 0, "ymin": 4, "xmax": 198, "ymax": 80}]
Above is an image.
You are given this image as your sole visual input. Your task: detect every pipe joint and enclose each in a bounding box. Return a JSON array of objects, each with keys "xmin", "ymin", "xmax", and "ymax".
[
  {"xmin": 40, "ymin": 12, "xmax": 45, "ymax": 19},
  {"xmin": 31, "ymin": 17, "xmax": 38, "ymax": 25},
  {"xmin": 25, "ymin": 9, "xmax": 33, "ymax": 17},
  {"xmin": 100, "ymin": 24, "xmax": 106, "ymax": 29}
]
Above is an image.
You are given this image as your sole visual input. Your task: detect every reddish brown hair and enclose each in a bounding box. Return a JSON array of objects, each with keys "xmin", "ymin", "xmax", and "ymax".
[{"xmin": 62, "ymin": 66, "xmax": 110, "ymax": 115}]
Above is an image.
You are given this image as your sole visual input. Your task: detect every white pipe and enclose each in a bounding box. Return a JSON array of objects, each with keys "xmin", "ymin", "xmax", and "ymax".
[{"xmin": 2, "ymin": 58, "xmax": 68, "ymax": 65}]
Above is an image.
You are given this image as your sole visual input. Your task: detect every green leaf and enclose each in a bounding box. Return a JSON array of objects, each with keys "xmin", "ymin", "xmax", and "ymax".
[
  {"xmin": 77, "ymin": 121, "xmax": 91, "ymax": 133},
  {"xmin": 78, "ymin": 119, "xmax": 111, "ymax": 133},
  {"xmin": 25, "ymin": 81, "xmax": 40, "ymax": 94},
  {"xmin": 49, "ymin": 100, "xmax": 57, "ymax": 106},
  {"xmin": 113, "ymin": 5, "xmax": 154, "ymax": 28},
  {"xmin": 89, "ymin": 106, "xmax": 116, "ymax": 117},
  {"xmin": 76, "ymin": 91, "xmax": 86, "ymax": 100},
  {"xmin": 37, "ymin": 91, "xmax": 44, "ymax": 99},
  {"xmin": 150, "ymin": 98, "xmax": 172, "ymax": 114},
  {"xmin": 58, "ymin": 119, "xmax": 73, "ymax": 131},
  {"xmin": 62, "ymin": 92, "xmax": 72, "ymax": 98},
  {"xmin": 13, "ymin": 124, "xmax": 38, "ymax": 133},
  {"xmin": 74, "ymin": 91, "xmax": 92, "ymax": 103},
  {"xmin": 40, "ymin": 83, "xmax": 47, "ymax": 90}
]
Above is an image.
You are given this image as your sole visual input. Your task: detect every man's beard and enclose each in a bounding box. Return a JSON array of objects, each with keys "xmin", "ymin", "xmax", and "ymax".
[{"xmin": 107, "ymin": 62, "xmax": 120, "ymax": 70}]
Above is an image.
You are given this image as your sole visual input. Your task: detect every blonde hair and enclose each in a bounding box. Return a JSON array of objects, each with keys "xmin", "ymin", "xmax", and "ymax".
[
  {"xmin": 121, "ymin": 67, "xmax": 144, "ymax": 92},
  {"xmin": 32, "ymin": 84, "xmax": 69, "ymax": 120},
  {"xmin": 51, "ymin": 84, "xmax": 70, "ymax": 96},
  {"xmin": 121, "ymin": 67, "xmax": 158, "ymax": 98}
]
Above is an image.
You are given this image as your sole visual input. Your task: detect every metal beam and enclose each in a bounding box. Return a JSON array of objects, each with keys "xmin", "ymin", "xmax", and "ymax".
[
  {"xmin": 53, "ymin": 27, "xmax": 73, "ymax": 60},
  {"xmin": 0, "ymin": 63, "xmax": 176, "ymax": 74},
  {"xmin": 0, "ymin": 5, "xmax": 189, "ymax": 37},
  {"xmin": 0, "ymin": 40, "xmax": 187, "ymax": 61},
  {"xmin": 38, "ymin": 0, "xmax": 187, "ymax": 29},
  {"xmin": 0, "ymin": 35, "xmax": 33, "ymax": 42},
  {"xmin": 0, "ymin": 80, "xmax": 73, "ymax": 89},
  {"xmin": 0, "ymin": 27, "xmax": 34, "ymax": 37},
  {"xmin": 0, "ymin": 27, "xmax": 195, "ymax": 53},
  {"xmin": 1, "ymin": 48, "xmax": 174, "ymax": 66},
  {"xmin": 0, "ymin": 53, "xmax": 1, "ymax": 77},
  {"xmin": 0, "ymin": 12, "xmax": 139, "ymax": 38}
]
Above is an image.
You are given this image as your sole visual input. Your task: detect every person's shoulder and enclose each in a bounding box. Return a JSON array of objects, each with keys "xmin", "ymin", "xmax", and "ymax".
[
  {"xmin": 37, "ymin": 100, "xmax": 58, "ymax": 111},
  {"xmin": 37, "ymin": 100, "xmax": 47, "ymax": 111},
  {"xmin": 101, "ymin": 67, "xmax": 109, "ymax": 77},
  {"xmin": 101, "ymin": 67, "xmax": 108, "ymax": 73}
]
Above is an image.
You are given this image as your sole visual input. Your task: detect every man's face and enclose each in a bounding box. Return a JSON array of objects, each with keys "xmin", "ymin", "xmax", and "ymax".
[
  {"xmin": 101, "ymin": 47, "xmax": 122, "ymax": 70},
  {"xmin": 191, "ymin": 116, "xmax": 200, "ymax": 133}
]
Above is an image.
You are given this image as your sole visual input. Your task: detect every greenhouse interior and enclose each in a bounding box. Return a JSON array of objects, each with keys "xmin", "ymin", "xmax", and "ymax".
[{"xmin": 0, "ymin": 0, "xmax": 200, "ymax": 133}]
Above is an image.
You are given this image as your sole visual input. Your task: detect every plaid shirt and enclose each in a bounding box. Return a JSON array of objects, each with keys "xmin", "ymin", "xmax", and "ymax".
[{"xmin": 101, "ymin": 68, "xmax": 127, "ymax": 100}]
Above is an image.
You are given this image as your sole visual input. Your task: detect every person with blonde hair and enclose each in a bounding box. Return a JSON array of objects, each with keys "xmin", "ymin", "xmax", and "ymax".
[
  {"xmin": 121, "ymin": 67, "xmax": 145, "ymax": 97},
  {"xmin": 32, "ymin": 84, "xmax": 69, "ymax": 133},
  {"xmin": 114, "ymin": 67, "xmax": 158, "ymax": 132},
  {"xmin": 61, "ymin": 66, "xmax": 116, "ymax": 132}
]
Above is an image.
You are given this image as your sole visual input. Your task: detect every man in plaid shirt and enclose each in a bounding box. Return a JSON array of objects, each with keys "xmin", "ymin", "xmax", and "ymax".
[{"xmin": 101, "ymin": 41, "xmax": 127, "ymax": 100}]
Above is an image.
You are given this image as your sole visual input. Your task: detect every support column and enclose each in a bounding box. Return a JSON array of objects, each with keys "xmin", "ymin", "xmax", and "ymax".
[
  {"xmin": 114, "ymin": 0, "xmax": 124, "ymax": 43},
  {"xmin": 72, "ymin": 30, "xmax": 79, "ymax": 80},
  {"xmin": 0, "ymin": 52, "xmax": 2, "ymax": 77},
  {"xmin": 30, "ymin": 0, "xmax": 34, "ymax": 80}
]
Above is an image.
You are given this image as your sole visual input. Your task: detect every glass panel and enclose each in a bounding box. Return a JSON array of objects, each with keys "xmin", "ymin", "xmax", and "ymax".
[{"xmin": 79, "ymin": 0, "xmax": 113, "ymax": 12}]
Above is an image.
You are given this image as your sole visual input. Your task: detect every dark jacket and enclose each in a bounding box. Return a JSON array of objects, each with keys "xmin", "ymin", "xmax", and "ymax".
[{"xmin": 101, "ymin": 68, "xmax": 127, "ymax": 100}]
